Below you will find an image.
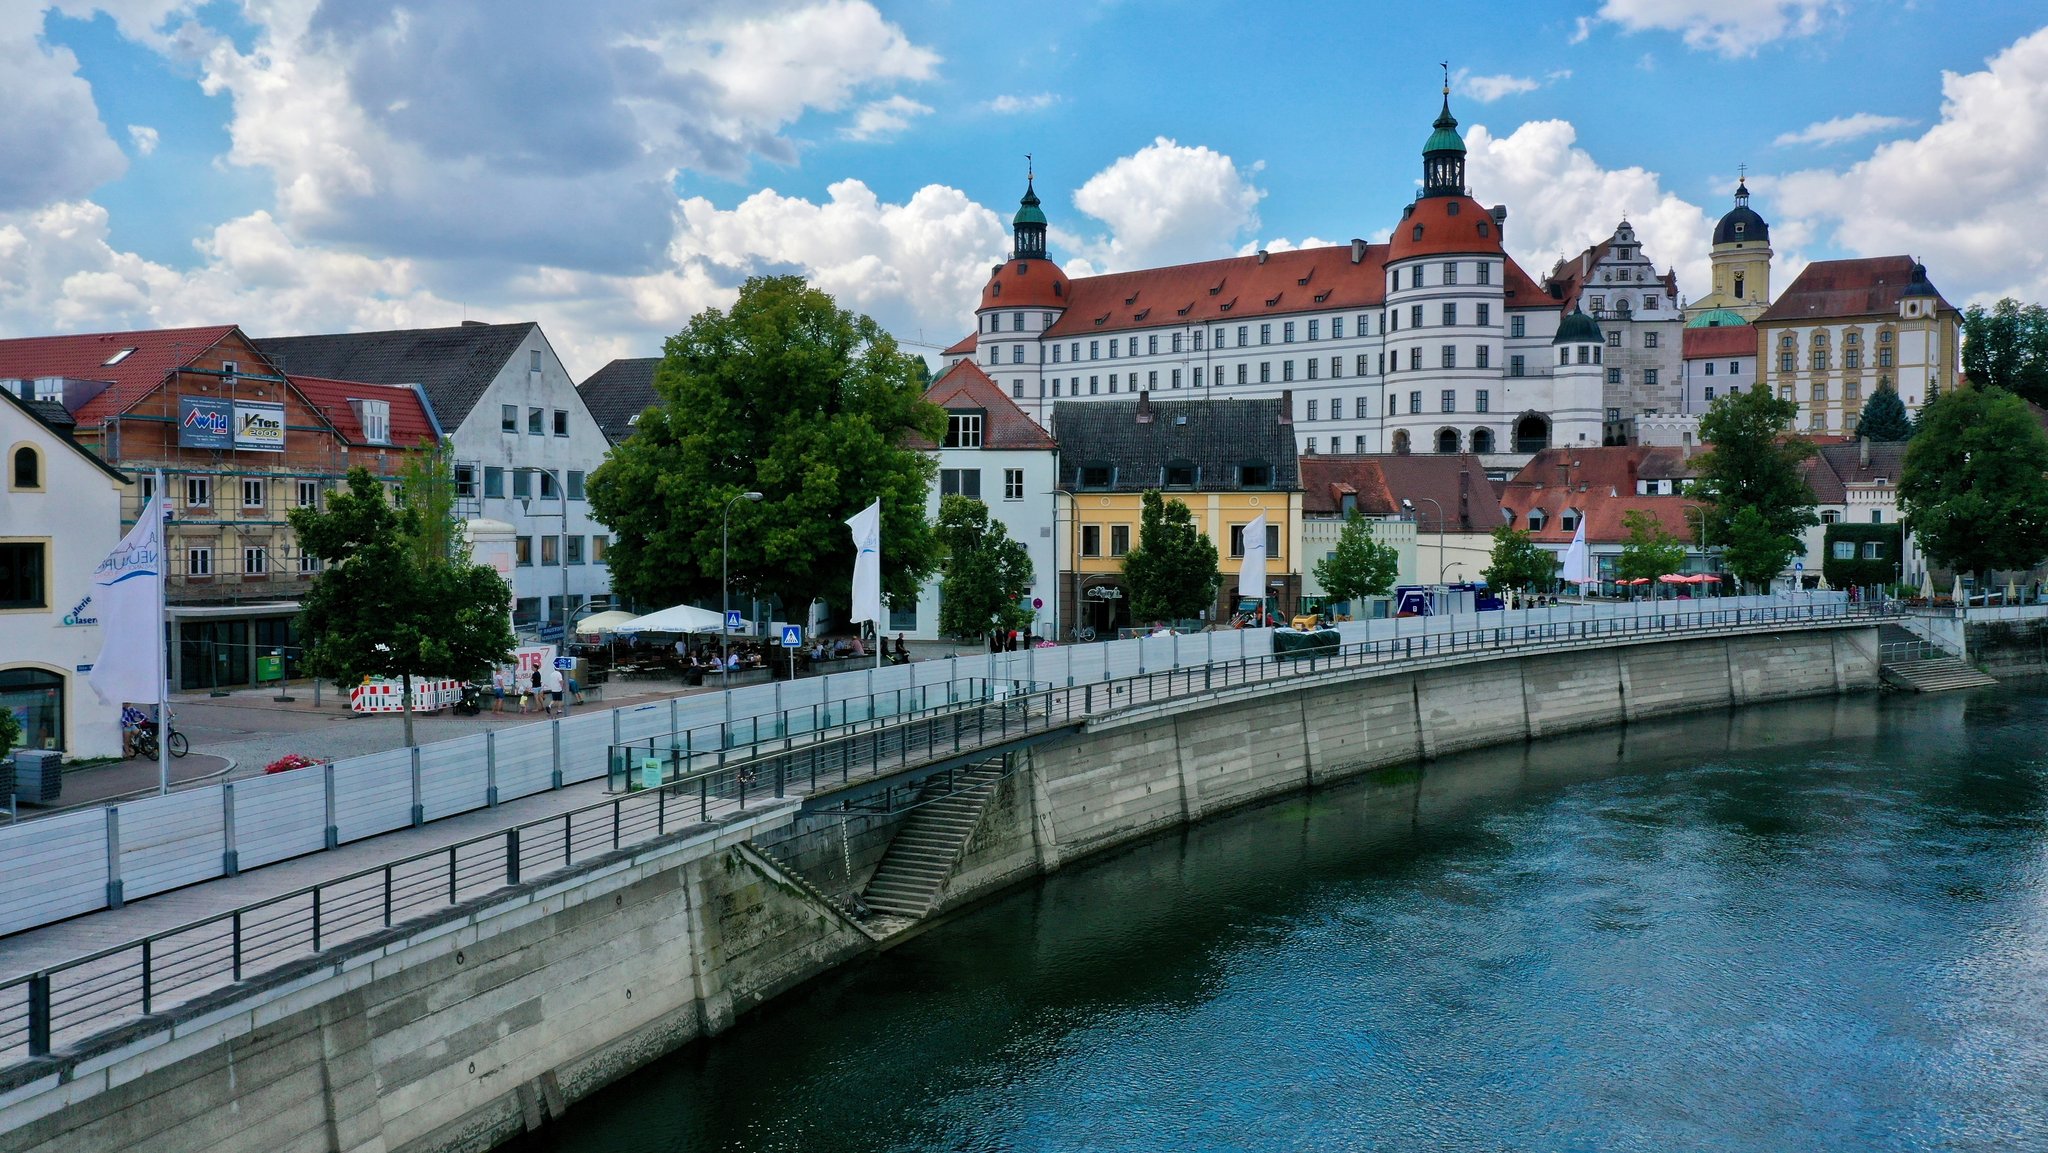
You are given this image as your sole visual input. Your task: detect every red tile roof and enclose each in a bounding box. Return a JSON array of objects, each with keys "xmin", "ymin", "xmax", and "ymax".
[
  {"xmin": 1499, "ymin": 446, "xmax": 1702, "ymax": 544},
  {"xmin": 1758, "ymin": 256, "xmax": 1955, "ymax": 324},
  {"xmin": 289, "ymin": 376, "xmax": 440, "ymax": 448},
  {"xmin": 1386, "ymin": 195, "xmax": 1505, "ymax": 261},
  {"xmin": 942, "ymin": 332, "xmax": 978, "ymax": 356},
  {"xmin": 1302, "ymin": 453, "xmax": 1499, "ymax": 531},
  {"xmin": 909, "ymin": 360, "xmax": 1056, "ymax": 450},
  {"xmin": 0, "ymin": 325, "xmax": 244, "ymax": 422},
  {"xmin": 979, "ymin": 257, "xmax": 1072, "ymax": 311},
  {"xmin": 1682, "ymin": 324, "xmax": 1758, "ymax": 359}
]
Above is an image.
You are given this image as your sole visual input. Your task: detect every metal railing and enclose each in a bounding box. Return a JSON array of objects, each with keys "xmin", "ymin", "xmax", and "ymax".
[
  {"xmin": 1880, "ymin": 639, "xmax": 1944, "ymax": 663},
  {"xmin": 0, "ymin": 598, "xmax": 1876, "ymax": 1072}
]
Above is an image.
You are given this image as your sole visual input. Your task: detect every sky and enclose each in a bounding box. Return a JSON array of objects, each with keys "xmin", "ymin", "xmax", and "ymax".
[{"xmin": 6, "ymin": 1, "xmax": 2048, "ymax": 379}]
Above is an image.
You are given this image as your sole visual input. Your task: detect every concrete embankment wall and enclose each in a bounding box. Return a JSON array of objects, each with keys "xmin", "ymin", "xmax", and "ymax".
[
  {"xmin": 1, "ymin": 627, "xmax": 1877, "ymax": 1153},
  {"xmin": 1965, "ymin": 617, "xmax": 2048, "ymax": 676}
]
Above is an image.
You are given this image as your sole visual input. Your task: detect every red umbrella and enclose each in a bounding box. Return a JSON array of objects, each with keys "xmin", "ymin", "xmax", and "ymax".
[{"xmin": 1699, "ymin": 575, "xmax": 1722, "ymax": 583}]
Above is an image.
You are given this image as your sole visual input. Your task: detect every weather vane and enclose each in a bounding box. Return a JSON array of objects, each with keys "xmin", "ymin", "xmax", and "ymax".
[
  {"xmin": 1441, "ymin": 61, "xmax": 1450, "ymax": 94},
  {"xmin": 1027, "ymin": 152, "xmax": 1033, "ymax": 181}
]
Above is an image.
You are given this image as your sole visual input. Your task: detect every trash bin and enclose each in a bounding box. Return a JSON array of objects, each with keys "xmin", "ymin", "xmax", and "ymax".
[{"xmin": 14, "ymin": 749, "xmax": 61, "ymax": 805}]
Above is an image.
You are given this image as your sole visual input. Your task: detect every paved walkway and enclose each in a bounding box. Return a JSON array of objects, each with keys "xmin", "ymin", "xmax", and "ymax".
[{"xmin": 0, "ymin": 611, "xmax": 1873, "ymax": 1066}]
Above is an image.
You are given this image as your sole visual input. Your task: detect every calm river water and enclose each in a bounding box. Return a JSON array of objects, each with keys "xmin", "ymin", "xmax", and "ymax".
[{"xmin": 545, "ymin": 686, "xmax": 2048, "ymax": 1152}]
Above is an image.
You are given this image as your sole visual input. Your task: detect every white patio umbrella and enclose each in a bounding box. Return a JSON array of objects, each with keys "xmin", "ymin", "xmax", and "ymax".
[
  {"xmin": 1918, "ymin": 571, "xmax": 1934, "ymax": 601},
  {"xmin": 1952, "ymin": 575, "xmax": 1966, "ymax": 604},
  {"xmin": 614, "ymin": 603, "xmax": 728, "ymax": 634},
  {"xmin": 574, "ymin": 609, "xmax": 639, "ymax": 636}
]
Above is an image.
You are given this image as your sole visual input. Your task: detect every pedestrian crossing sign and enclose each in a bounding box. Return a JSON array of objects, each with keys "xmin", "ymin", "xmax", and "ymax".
[{"xmin": 781, "ymin": 625, "xmax": 803, "ymax": 647}]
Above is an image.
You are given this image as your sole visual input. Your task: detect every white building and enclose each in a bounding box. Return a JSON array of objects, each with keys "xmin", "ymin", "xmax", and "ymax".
[
  {"xmin": 901, "ymin": 361, "xmax": 1060, "ymax": 641},
  {"xmin": 1754, "ymin": 257, "xmax": 1961, "ymax": 435},
  {"xmin": 0, "ymin": 388, "xmax": 130, "ymax": 758},
  {"xmin": 1542, "ymin": 219, "xmax": 1684, "ymax": 441},
  {"xmin": 948, "ymin": 91, "xmax": 1599, "ymax": 468},
  {"xmin": 257, "ymin": 323, "xmax": 616, "ymax": 638}
]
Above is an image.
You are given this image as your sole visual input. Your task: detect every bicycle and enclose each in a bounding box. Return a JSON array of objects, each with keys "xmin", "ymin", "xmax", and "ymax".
[{"xmin": 130, "ymin": 719, "xmax": 189, "ymax": 760}]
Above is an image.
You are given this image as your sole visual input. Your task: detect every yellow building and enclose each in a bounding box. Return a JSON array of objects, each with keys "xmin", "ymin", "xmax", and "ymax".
[
  {"xmin": 1052, "ymin": 395, "xmax": 1303, "ymax": 639},
  {"xmin": 1684, "ymin": 178, "xmax": 1774, "ymax": 325},
  {"xmin": 1755, "ymin": 256, "xmax": 1960, "ymax": 433}
]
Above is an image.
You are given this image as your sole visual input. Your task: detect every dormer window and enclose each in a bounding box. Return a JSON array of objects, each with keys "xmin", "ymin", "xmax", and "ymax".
[
  {"xmin": 1527, "ymin": 508, "xmax": 1548, "ymax": 531},
  {"xmin": 1079, "ymin": 465, "xmax": 1113, "ymax": 489},
  {"xmin": 1163, "ymin": 462, "xmax": 1196, "ymax": 487},
  {"xmin": 943, "ymin": 413, "xmax": 983, "ymax": 448},
  {"xmin": 1560, "ymin": 508, "xmax": 1580, "ymax": 532},
  {"xmin": 1239, "ymin": 463, "xmax": 1271, "ymax": 488},
  {"xmin": 349, "ymin": 398, "xmax": 392, "ymax": 445}
]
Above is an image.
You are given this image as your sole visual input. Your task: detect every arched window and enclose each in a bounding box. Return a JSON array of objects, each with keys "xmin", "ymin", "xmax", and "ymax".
[
  {"xmin": 1436, "ymin": 428, "xmax": 1460, "ymax": 454},
  {"xmin": 1392, "ymin": 429, "xmax": 1411, "ymax": 455},
  {"xmin": 10, "ymin": 446, "xmax": 37, "ymax": 490},
  {"xmin": 1471, "ymin": 428, "xmax": 1495, "ymax": 454},
  {"xmin": 1514, "ymin": 414, "xmax": 1550, "ymax": 454}
]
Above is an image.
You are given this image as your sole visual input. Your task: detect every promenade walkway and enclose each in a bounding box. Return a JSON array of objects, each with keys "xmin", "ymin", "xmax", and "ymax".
[{"xmin": 0, "ymin": 601, "xmax": 1873, "ymax": 1072}]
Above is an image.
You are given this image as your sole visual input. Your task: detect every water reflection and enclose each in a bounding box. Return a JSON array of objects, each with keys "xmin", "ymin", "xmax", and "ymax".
[{"xmin": 545, "ymin": 687, "xmax": 2048, "ymax": 1153}]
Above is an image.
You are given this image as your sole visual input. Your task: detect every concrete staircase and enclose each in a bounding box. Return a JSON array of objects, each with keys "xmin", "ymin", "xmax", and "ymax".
[
  {"xmin": 860, "ymin": 760, "xmax": 1006, "ymax": 920},
  {"xmin": 1882, "ymin": 657, "xmax": 1999, "ymax": 693}
]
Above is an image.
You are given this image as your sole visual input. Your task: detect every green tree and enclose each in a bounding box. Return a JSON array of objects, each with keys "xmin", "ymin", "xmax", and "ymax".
[
  {"xmin": 1900, "ymin": 385, "xmax": 2048, "ymax": 582},
  {"xmin": 1615, "ymin": 509, "xmax": 1687, "ymax": 584},
  {"xmin": 1858, "ymin": 384, "xmax": 1914, "ymax": 442},
  {"xmin": 0, "ymin": 703, "xmax": 19, "ymax": 766},
  {"xmin": 1691, "ymin": 384, "xmax": 1815, "ymax": 585},
  {"xmin": 395, "ymin": 438, "xmax": 461, "ymax": 569},
  {"xmin": 1312, "ymin": 512, "xmax": 1400, "ymax": 608},
  {"xmin": 586, "ymin": 275, "xmax": 943, "ymax": 618},
  {"xmin": 934, "ymin": 495, "xmax": 1035, "ymax": 642},
  {"xmin": 1122, "ymin": 490, "xmax": 1221, "ymax": 623},
  {"xmin": 1962, "ymin": 298, "xmax": 2048, "ymax": 407},
  {"xmin": 1483, "ymin": 526, "xmax": 1556, "ymax": 593},
  {"xmin": 1721, "ymin": 506, "xmax": 1796, "ymax": 593},
  {"xmin": 291, "ymin": 469, "xmax": 516, "ymax": 746}
]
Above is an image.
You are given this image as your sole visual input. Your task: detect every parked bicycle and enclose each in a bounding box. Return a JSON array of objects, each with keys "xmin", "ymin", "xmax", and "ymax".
[{"xmin": 130, "ymin": 717, "xmax": 189, "ymax": 760}]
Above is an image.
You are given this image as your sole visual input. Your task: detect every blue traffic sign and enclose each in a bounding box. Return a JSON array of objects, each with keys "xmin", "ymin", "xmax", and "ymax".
[
  {"xmin": 726, "ymin": 609, "xmax": 744, "ymax": 630},
  {"xmin": 553, "ymin": 656, "xmax": 575, "ymax": 671},
  {"xmin": 780, "ymin": 625, "xmax": 803, "ymax": 648},
  {"xmin": 1794, "ymin": 561, "xmax": 1805, "ymax": 572}
]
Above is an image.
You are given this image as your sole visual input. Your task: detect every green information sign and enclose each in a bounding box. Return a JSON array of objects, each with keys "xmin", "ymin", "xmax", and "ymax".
[
  {"xmin": 640, "ymin": 757, "xmax": 664, "ymax": 791},
  {"xmin": 255, "ymin": 654, "xmax": 284, "ymax": 682}
]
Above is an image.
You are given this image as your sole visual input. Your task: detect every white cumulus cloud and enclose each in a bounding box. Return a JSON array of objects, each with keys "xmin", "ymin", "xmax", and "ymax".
[
  {"xmin": 126, "ymin": 124, "xmax": 159, "ymax": 155},
  {"xmin": 1594, "ymin": 0, "xmax": 1842, "ymax": 57},
  {"xmin": 843, "ymin": 94, "xmax": 931, "ymax": 140},
  {"xmin": 1064, "ymin": 137, "xmax": 1265, "ymax": 273},
  {"xmin": 1775, "ymin": 25, "xmax": 2048, "ymax": 306},
  {"xmin": 0, "ymin": 7, "xmax": 126, "ymax": 210},
  {"xmin": 1464, "ymin": 118, "xmax": 1715, "ymax": 300},
  {"xmin": 1457, "ymin": 72, "xmax": 1541, "ymax": 102},
  {"xmin": 1772, "ymin": 112, "xmax": 1915, "ymax": 148},
  {"xmin": 988, "ymin": 93, "xmax": 1059, "ymax": 114}
]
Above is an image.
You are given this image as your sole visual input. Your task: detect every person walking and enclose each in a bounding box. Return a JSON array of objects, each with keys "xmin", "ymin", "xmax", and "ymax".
[
  {"xmin": 546, "ymin": 667, "xmax": 566, "ymax": 716},
  {"xmin": 530, "ymin": 666, "xmax": 546, "ymax": 717}
]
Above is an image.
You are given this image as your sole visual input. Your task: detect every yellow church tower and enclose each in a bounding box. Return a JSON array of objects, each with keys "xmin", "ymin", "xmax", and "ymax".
[{"xmin": 1686, "ymin": 175, "xmax": 1773, "ymax": 325}]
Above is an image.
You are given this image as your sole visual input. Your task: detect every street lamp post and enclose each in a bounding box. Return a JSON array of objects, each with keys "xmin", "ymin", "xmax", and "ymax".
[
  {"xmin": 1402, "ymin": 496, "xmax": 1447, "ymax": 583},
  {"xmin": 517, "ymin": 465, "xmax": 572, "ymax": 716},
  {"xmin": 721, "ymin": 491, "xmax": 765, "ymax": 687}
]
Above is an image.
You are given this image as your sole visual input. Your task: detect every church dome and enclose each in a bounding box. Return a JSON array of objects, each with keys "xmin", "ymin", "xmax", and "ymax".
[
  {"xmin": 1553, "ymin": 309, "xmax": 1603, "ymax": 345},
  {"xmin": 979, "ymin": 258, "xmax": 1069, "ymax": 311},
  {"xmin": 1713, "ymin": 178, "xmax": 1770, "ymax": 245}
]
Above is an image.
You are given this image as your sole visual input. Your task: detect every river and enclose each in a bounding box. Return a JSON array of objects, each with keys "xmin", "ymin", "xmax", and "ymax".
[{"xmin": 543, "ymin": 686, "xmax": 2048, "ymax": 1152}]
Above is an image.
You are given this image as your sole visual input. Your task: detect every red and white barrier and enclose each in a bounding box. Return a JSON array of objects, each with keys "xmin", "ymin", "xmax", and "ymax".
[{"xmin": 349, "ymin": 677, "xmax": 466, "ymax": 713}]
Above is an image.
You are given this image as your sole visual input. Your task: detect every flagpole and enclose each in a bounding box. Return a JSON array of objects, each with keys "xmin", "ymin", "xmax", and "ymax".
[{"xmin": 155, "ymin": 470, "xmax": 170, "ymax": 796}]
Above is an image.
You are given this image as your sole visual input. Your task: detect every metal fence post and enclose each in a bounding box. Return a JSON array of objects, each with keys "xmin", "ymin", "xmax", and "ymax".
[
  {"xmin": 324, "ymin": 761, "xmax": 339, "ymax": 849},
  {"xmin": 221, "ymin": 781, "xmax": 239, "ymax": 877},
  {"xmin": 27, "ymin": 973, "xmax": 50, "ymax": 1057},
  {"xmin": 486, "ymin": 730, "xmax": 499, "ymax": 807},
  {"xmin": 410, "ymin": 747, "xmax": 424, "ymax": 827},
  {"xmin": 105, "ymin": 807, "xmax": 123, "ymax": 909},
  {"xmin": 507, "ymin": 828, "xmax": 521, "ymax": 885},
  {"xmin": 551, "ymin": 720, "xmax": 564, "ymax": 789}
]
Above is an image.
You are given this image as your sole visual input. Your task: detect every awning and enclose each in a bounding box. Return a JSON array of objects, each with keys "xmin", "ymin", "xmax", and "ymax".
[
  {"xmin": 613, "ymin": 604, "xmax": 728, "ymax": 634},
  {"xmin": 574, "ymin": 610, "xmax": 640, "ymax": 635}
]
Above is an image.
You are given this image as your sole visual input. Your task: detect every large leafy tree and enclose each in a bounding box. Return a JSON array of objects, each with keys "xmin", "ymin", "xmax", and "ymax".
[
  {"xmin": 934, "ymin": 496, "xmax": 1034, "ymax": 641},
  {"xmin": 1858, "ymin": 384, "xmax": 1913, "ymax": 442},
  {"xmin": 1616, "ymin": 509, "xmax": 1687, "ymax": 584},
  {"xmin": 1900, "ymin": 385, "xmax": 2048, "ymax": 581},
  {"xmin": 1123, "ymin": 490, "xmax": 1221, "ymax": 622},
  {"xmin": 395, "ymin": 438, "xmax": 461, "ymax": 569},
  {"xmin": 1313, "ymin": 512, "xmax": 1400, "ymax": 607},
  {"xmin": 291, "ymin": 469, "xmax": 515, "ymax": 746},
  {"xmin": 1962, "ymin": 298, "xmax": 2048, "ymax": 407},
  {"xmin": 1721, "ymin": 506, "xmax": 1793, "ymax": 593},
  {"xmin": 587, "ymin": 275, "xmax": 944, "ymax": 617},
  {"xmin": 1484, "ymin": 526, "xmax": 1556, "ymax": 592},
  {"xmin": 1691, "ymin": 385, "xmax": 1815, "ymax": 586}
]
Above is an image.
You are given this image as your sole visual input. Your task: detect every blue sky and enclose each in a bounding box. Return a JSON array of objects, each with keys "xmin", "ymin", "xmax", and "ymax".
[{"xmin": 7, "ymin": 1, "xmax": 2048, "ymax": 375}]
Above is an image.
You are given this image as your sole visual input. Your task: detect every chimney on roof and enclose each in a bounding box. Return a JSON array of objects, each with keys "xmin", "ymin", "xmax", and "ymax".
[
  {"xmin": 1859, "ymin": 435, "xmax": 1870, "ymax": 467},
  {"xmin": 1350, "ymin": 239, "xmax": 1366, "ymax": 264},
  {"xmin": 1136, "ymin": 390, "xmax": 1153, "ymax": 423},
  {"xmin": 1278, "ymin": 389, "xmax": 1293, "ymax": 426},
  {"xmin": 1626, "ymin": 456, "xmax": 1639, "ymax": 490},
  {"xmin": 1257, "ymin": 250, "xmax": 1268, "ymax": 265},
  {"xmin": 461, "ymin": 319, "xmax": 488, "ymax": 327},
  {"xmin": 1491, "ymin": 205, "xmax": 1507, "ymax": 240}
]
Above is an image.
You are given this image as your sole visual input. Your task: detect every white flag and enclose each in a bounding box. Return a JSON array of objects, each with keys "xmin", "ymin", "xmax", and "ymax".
[
  {"xmin": 1560, "ymin": 517, "xmax": 1592, "ymax": 585},
  {"xmin": 846, "ymin": 499, "xmax": 883, "ymax": 625},
  {"xmin": 89, "ymin": 493, "xmax": 165, "ymax": 706},
  {"xmin": 1237, "ymin": 512, "xmax": 1268, "ymax": 600}
]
